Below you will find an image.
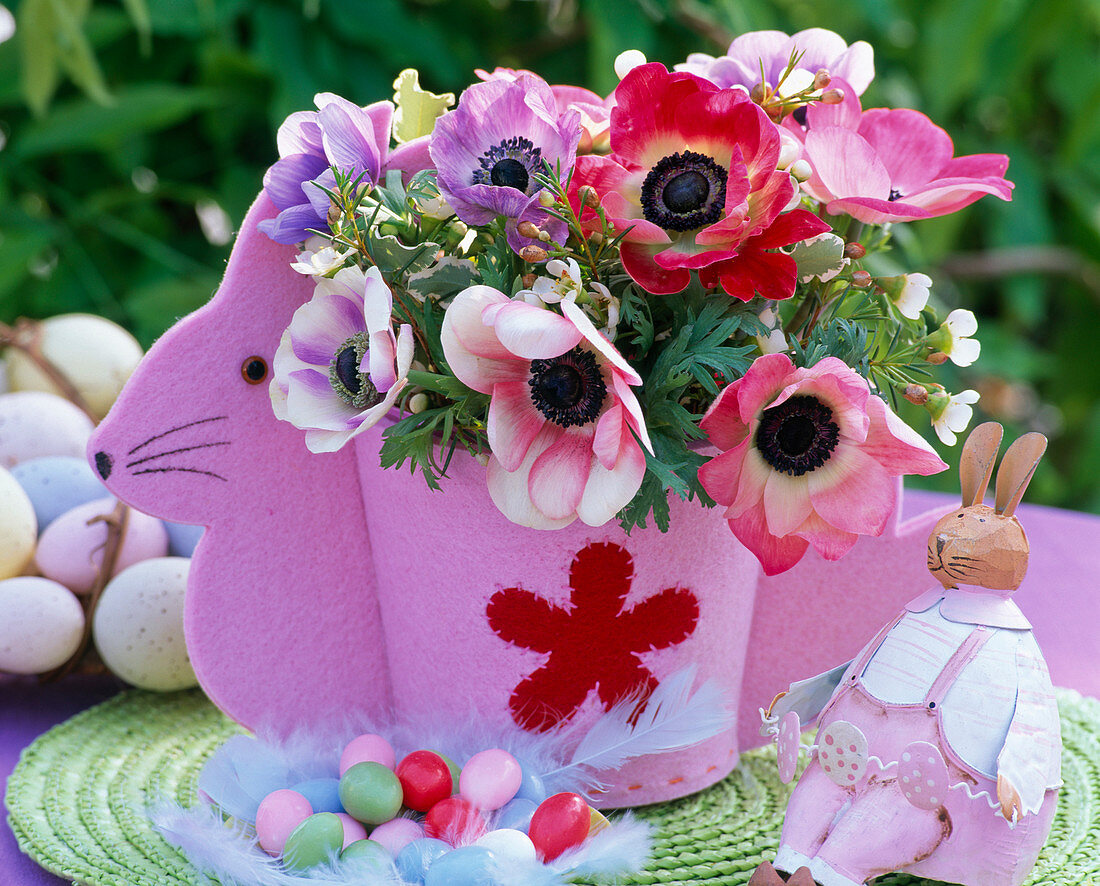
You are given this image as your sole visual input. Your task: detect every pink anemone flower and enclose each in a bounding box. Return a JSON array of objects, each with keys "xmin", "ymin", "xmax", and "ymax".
[
  {"xmin": 698, "ymin": 353, "xmax": 947, "ymax": 575},
  {"xmin": 570, "ymin": 63, "xmax": 830, "ymax": 298},
  {"xmin": 791, "ymin": 80, "xmax": 1013, "ymax": 224},
  {"xmin": 441, "ymin": 286, "xmax": 652, "ymax": 529}
]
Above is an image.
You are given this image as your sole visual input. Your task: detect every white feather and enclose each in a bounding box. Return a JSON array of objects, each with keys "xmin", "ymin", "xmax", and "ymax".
[
  {"xmin": 553, "ymin": 813, "xmax": 653, "ymax": 878},
  {"xmin": 544, "ymin": 666, "xmax": 733, "ymax": 791}
]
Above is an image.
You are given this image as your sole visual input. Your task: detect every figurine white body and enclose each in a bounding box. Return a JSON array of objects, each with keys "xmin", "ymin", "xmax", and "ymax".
[{"xmin": 755, "ymin": 424, "xmax": 1062, "ymax": 886}]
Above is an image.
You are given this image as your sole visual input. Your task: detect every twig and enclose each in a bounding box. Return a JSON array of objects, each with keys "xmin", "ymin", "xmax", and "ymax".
[
  {"xmin": 0, "ymin": 319, "xmax": 97, "ymax": 420},
  {"xmin": 938, "ymin": 246, "xmax": 1100, "ymax": 303}
]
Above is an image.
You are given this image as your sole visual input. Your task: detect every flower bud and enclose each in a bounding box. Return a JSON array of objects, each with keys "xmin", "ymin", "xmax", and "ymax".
[
  {"xmin": 821, "ymin": 88, "xmax": 845, "ymax": 105},
  {"xmin": 409, "ymin": 392, "xmax": 429, "ymax": 414},
  {"xmin": 451, "ymin": 220, "xmax": 469, "ymax": 236},
  {"xmin": 614, "ymin": 49, "xmax": 647, "ymax": 80},
  {"xmin": 844, "ymin": 242, "xmax": 866, "ymax": 260},
  {"xmin": 520, "ymin": 245, "xmax": 549, "ymax": 264},
  {"xmin": 589, "ymin": 232, "xmax": 604, "ymax": 245},
  {"xmin": 926, "ymin": 351, "xmax": 949, "ymax": 365},
  {"xmin": 813, "ymin": 69, "xmax": 832, "ymax": 90},
  {"xmin": 750, "ymin": 82, "xmax": 769, "ymax": 104},
  {"xmin": 577, "ymin": 185, "xmax": 598, "ymax": 209},
  {"xmin": 851, "ymin": 270, "xmax": 872, "ymax": 287},
  {"xmin": 538, "ymin": 230, "xmax": 552, "ymax": 243},
  {"xmin": 925, "ymin": 387, "xmax": 951, "ymax": 420},
  {"xmin": 517, "ymin": 221, "xmax": 541, "ymax": 239},
  {"xmin": 538, "ymin": 190, "xmax": 556, "ymax": 208},
  {"xmin": 521, "ymin": 273, "xmax": 537, "ymax": 288},
  {"xmin": 903, "ymin": 384, "xmax": 929, "ymax": 406},
  {"xmin": 789, "ymin": 159, "xmax": 812, "ymax": 182}
]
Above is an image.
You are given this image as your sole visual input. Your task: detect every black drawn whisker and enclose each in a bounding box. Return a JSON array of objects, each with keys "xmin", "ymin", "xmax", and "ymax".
[
  {"xmin": 126, "ymin": 441, "xmax": 231, "ymax": 468},
  {"xmin": 949, "ymin": 555, "xmax": 978, "ymax": 562},
  {"xmin": 127, "ymin": 416, "xmax": 228, "ymax": 455},
  {"xmin": 132, "ymin": 466, "xmax": 228, "ymax": 482}
]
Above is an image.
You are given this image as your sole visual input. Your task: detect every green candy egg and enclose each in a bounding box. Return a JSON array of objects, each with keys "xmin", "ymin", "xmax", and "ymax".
[
  {"xmin": 338, "ymin": 761, "xmax": 403, "ymax": 824},
  {"xmin": 282, "ymin": 812, "xmax": 343, "ymax": 871},
  {"xmin": 340, "ymin": 838, "xmax": 393, "ymax": 873}
]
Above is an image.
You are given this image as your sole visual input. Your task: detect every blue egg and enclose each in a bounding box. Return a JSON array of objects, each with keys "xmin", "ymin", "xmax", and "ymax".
[
  {"xmin": 163, "ymin": 520, "xmax": 204, "ymax": 557},
  {"xmin": 292, "ymin": 777, "xmax": 343, "ymax": 814},
  {"xmin": 396, "ymin": 837, "xmax": 450, "ymax": 883},
  {"xmin": 11, "ymin": 456, "xmax": 107, "ymax": 531},
  {"xmin": 424, "ymin": 846, "xmax": 497, "ymax": 886},
  {"xmin": 513, "ymin": 762, "xmax": 546, "ymax": 804},
  {"xmin": 495, "ymin": 798, "xmax": 537, "ymax": 833}
]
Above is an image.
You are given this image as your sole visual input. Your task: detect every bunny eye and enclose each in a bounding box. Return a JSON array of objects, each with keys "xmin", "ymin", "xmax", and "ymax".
[
  {"xmin": 957, "ymin": 513, "xmax": 964, "ymax": 518},
  {"xmin": 241, "ymin": 356, "xmax": 268, "ymax": 384},
  {"xmin": 979, "ymin": 518, "xmax": 986, "ymax": 522}
]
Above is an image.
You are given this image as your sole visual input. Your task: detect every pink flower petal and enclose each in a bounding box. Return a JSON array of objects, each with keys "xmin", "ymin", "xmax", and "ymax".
[
  {"xmin": 763, "ymin": 470, "xmax": 813, "ymax": 536},
  {"xmin": 857, "ymin": 109, "xmax": 953, "ymax": 197},
  {"xmin": 487, "ymin": 380, "xmax": 545, "ymax": 472},
  {"xmin": 576, "ymin": 435, "xmax": 646, "ymax": 527},
  {"xmin": 729, "ymin": 499, "xmax": 810, "ymax": 576},
  {"xmin": 795, "ymin": 511, "xmax": 859, "ymax": 562},
  {"xmin": 440, "ymin": 286, "xmax": 520, "ymax": 394},
  {"xmin": 697, "ymin": 438, "xmax": 749, "ymax": 508},
  {"xmin": 289, "ymin": 292, "xmax": 363, "ymax": 366},
  {"xmin": 620, "ymin": 240, "xmax": 691, "ymax": 295},
  {"xmin": 492, "ymin": 301, "xmax": 582, "ymax": 360},
  {"xmin": 727, "ymin": 445, "xmax": 771, "ymax": 519},
  {"xmin": 285, "ymin": 368, "xmax": 356, "ymax": 431},
  {"xmin": 528, "ymin": 429, "xmax": 594, "ymax": 520},
  {"xmin": 486, "ymin": 426, "xmax": 577, "ymax": 530},
  {"xmin": 807, "ymin": 442, "xmax": 895, "ymax": 536},
  {"xmin": 823, "ymin": 196, "xmax": 931, "ymax": 225},
  {"xmin": 803, "ymin": 127, "xmax": 892, "ymax": 203},
  {"xmin": 700, "ymin": 384, "xmax": 749, "ymax": 451},
  {"xmin": 593, "ymin": 402, "xmax": 625, "ymax": 470},
  {"xmin": 804, "ymin": 77, "xmax": 863, "ymax": 131},
  {"xmin": 612, "ymin": 373, "xmax": 652, "ymax": 453},
  {"xmin": 560, "ymin": 299, "xmax": 640, "ymax": 382},
  {"xmin": 862, "ymin": 395, "xmax": 947, "ymax": 476},
  {"xmin": 734, "ymin": 352, "xmax": 795, "ymax": 425}
]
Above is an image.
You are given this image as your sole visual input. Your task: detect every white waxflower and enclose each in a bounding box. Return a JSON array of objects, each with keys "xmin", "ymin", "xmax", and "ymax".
[
  {"xmin": 926, "ymin": 308, "xmax": 980, "ymax": 366},
  {"xmin": 0, "ymin": 5, "xmax": 13, "ymax": 44},
  {"xmin": 291, "ymin": 245, "xmax": 353, "ymax": 277},
  {"xmin": 931, "ymin": 389, "xmax": 980, "ymax": 446},
  {"xmin": 880, "ymin": 273, "xmax": 931, "ymax": 320},
  {"xmin": 754, "ymin": 306, "xmax": 789, "ymax": 355},
  {"xmin": 517, "ymin": 259, "xmax": 621, "ymax": 340}
]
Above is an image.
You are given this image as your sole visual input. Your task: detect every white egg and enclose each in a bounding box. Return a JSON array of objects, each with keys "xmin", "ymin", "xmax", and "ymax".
[
  {"xmin": 5, "ymin": 314, "xmax": 143, "ymax": 420},
  {"xmin": 0, "ymin": 391, "xmax": 95, "ymax": 469},
  {"xmin": 474, "ymin": 828, "xmax": 537, "ymax": 864},
  {"xmin": 0, "ymin": 466, "xmax": 37, "ymax": 579},
  {"xmin": 0, "ymin": 577, "xmax": 84, "ymax": 674},
  {"xmin": 92, "ymin": 557, "xmax": 197, "ymax": 691}
]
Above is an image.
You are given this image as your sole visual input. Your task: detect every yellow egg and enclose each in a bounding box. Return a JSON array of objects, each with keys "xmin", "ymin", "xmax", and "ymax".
[
  {"xmin": 6, "ymin": 314, "xmax": 143, "ymax": 420},
  {"xmin": 0, "ymin": 466, "xmax": 36, "ymax": 579}
]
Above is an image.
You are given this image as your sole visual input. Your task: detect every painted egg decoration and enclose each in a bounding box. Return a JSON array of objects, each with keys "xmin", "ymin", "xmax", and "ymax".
[
  {"xmin": 423, "ymin": 845, "xmax": 497, "ymax": 886},
  {"xmin": 474, "ymin": 827, "xmax": 537, "ymax": 864},
  {"xmin": 528, "ymin": 792, "xmax": 590, "ymax": 861},
  {"xmin": 11, "ymin": 456, "xmax": 107, "ymax": 532},
  {"xmin": 338, "ymin": 762, "xmax": 403, "ymax": 825},
  {"xmin": 333, "ymin": 813, "xmax": 367, "ymax": 848},
  {"xmin": 282, "ymin": 812, "xmax": 344, "ymax": 871},
  {"xmin": 396, "ymin": 837, "xmax": 450, "ymax": 882},
  {"xmin": 368, "ymin": 815, "xmax": 423, "ymax": 855},
  {"xmin": 398, "ymin": 749, "xmax": 453, "ymax": 811},
  {"xmin": 91, "ymin": 557, "xmax": 196, "ymax": 690},
  {"xmin": 5, "ymin": 313, "xmax": 143, "ymax": 420},
  {"xmin": 0, "ymin": 391, "xmax": 94, "ymax": 469},
  {"xmin": 339, "ymin": 733, "xmax": 395, "ymax": 775},
  {"xmin": 459, "ymin": 748, "xmax": 522, "ymax": 811},
  {"xmin": 0, "ymin": 467, "xmax": 36, "ymax": 580},
  {"xmin": 255, "ymin": 789, "xmax": 313, "ymax": 856},
  {"xmin": 424, "ymin": 796, "xmax": 487, "ymax": 845},
  {"xmin": 0, "ymin": 576, "xmax": 84, "ymax": 674}
]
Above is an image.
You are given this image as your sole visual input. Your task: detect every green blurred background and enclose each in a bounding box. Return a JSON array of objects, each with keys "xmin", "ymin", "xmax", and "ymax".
[{"xmin": 0, "ymin": 0, "xmax": 1097, "ymax": 511}]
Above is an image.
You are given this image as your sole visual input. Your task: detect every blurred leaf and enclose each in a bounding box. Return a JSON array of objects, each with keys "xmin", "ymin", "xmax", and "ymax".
[
  {"xmin": 124, "ymin": 274, "xmax": 219, "ymax": 346},
  {"xmin": 119, "ymin": 0, "xmax": 152, "ymax": 55},
  {"xmin": 581, "ymin": 0, "xmax": 658, "ymax": 94},
  {"xmin": 17, "ymin": 0, "xmax": 62, "ymax": 115},
  {"xmin": 48, "ymin": 0, "xmax": 112, "ymax": 107}
]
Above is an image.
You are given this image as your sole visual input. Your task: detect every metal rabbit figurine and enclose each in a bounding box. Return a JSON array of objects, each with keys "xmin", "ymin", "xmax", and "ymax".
[{"xmin": 752, "ymin": 423, "xmax": 1062, "ymax": 886}]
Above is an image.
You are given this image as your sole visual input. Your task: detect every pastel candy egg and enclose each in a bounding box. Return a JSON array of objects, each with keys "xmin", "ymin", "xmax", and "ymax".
[
  {"xmin": 0, "ymin": 467, "xmax": 36, "ymax": 579},
  {"xmin": 514, "ymin": 761, "xmax": 547, "ymax": 804},
  {"xmin": 424, "ymin": 796, "xmax": 487, "ymax": 845},
  {"xmin": 340, "ymin": 733, "xmax": 395, "ymax": 775},
  {"xmin": 475, "ymin": 828, "xmax": 537, "ymax": 864},
  {"xmin": 11, "ymin": 456, "xmax": 106, "ymax": 532},
  {"xmin": 424, "ymin": 845, "xmax": 497, "ymax": 886},
  {"xmin": 92, "ymin": 557, "xmax": 196, "ymax": 690},
  {"xmin": 338, "ymin": 762, "xmax": 403, "ymax": 825},
  {"xmin": 495, "ymin": 798, "xmax": 536, "ymax": 833},
  {"xmin": 528, "ymin": 792, "xmax": 590, "ymax": 861},
  {"xmin": 899, "ymin": 740, "xmax": 950, "ymax": 811},
  {"xmin": 398, "ymin": 750, "xmax": 453, "ymax": 812},
  {"xmin": 255, "ymin": 789, "xmax": 312, "ymax": 856},
  {"xmin": 396, "ymin": 837, "xmax": 450, "ymax": 882},
  {"xmin": 588, "ymin": 807, "xmax": 612, "ymax": 836},
  {"xmin": 163, "ymin": 521, "xmax": 204, "ymax": 557},
  {"xmin": 369, "ymin": 816, "xmax": 423, "ymax": 855},
  {"xmin": 0, "ymin": 577, "xmax": 83, "ymax": 674},
  {"xmin": 334, "ymin": 813, "xmax": 367, "ymax": 848},
  {"xmin": 6, "ymin": 313, "xmax": 143, "ymax": 420},
  {"xmin": 339, "ymin": 838, "xmax": 392, "ymax": 873},
  {"xmin": 460, "ymin": 748, "xmax": 522, "ymax": 811},
  {"xmin": 283, "ymin": 812, "xmax": 344, "ymax": 871},
  {"xmin": 291, "ymin": 778, "xmax": 343, "ymax": 814},
  {"xmin": 0, "ymin": 391, "xmax": 94, "ymax": 469},
  {"xmin": 818, "ymin": 720, "xmax": 869, "ymax": 788},
  {"xmin": 777, "ymin": 711, "xmax": 801, "ymax": 784},
  {"xmin": 36, "ymin": 497, "xmax": 168, "ymax": 594}
]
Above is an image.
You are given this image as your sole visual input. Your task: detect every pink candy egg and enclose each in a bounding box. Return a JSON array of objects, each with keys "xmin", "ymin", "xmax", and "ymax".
[
  {"xmin": 340, "ymin": 733, "xmax": 396, "ymax": 776},
  {"xmin": 256, "ymin": 789, "xmax": 312, "ymax": 856},
  {"xmin": 335, "ymin": 813, "xmax": 368, "ymax": 848},
  {"xmin": 35, "ymin": 497, "xmax": 168, "ymax": 594},
  {"xmin": 459, "ymin": 748, "xmax": 522, "ymax": 810},
  {"xmin": 369, "ymin": 816, "xmax": 423, "ymax": 855}
]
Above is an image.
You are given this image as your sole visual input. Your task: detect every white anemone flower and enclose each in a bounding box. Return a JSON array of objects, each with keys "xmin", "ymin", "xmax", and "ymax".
[{"xmin": 931, "ymin": 389, "xmax": 980, "ymax": 446}]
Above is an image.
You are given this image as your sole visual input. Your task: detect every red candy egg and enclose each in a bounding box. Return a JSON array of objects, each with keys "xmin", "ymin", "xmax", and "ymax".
[
  {"xmin": 397, "ymin": 750, "xmax": 453, "ymax": 812},
  {"xmin": 528, "ymin": 792, "xmax": 590, "ymax": 861},
  {"xmin": 423, "ymin": 796, "xmax": 487, "ymax": 845}
]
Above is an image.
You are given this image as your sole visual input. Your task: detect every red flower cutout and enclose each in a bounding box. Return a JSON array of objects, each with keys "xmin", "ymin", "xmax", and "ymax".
[{"xmin": 487, "ymin": 541, "xmax": 699, "ymax": 732}]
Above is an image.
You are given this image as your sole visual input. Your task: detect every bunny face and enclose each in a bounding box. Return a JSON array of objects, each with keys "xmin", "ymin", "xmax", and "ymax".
[{"xmin": 927, "ymin": 504, "xmax": 1028, "ymax": 591}]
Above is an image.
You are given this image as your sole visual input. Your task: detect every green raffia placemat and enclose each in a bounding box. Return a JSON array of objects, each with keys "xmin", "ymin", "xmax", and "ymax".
[{"xmin": 7, "ymin": 689, "xmax": 1100, "ymax": 885}]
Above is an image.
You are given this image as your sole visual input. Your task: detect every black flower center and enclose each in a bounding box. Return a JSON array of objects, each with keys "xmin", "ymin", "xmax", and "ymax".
[
  {"xmin": 792, "ymin": 105, "xmax": 809, "ymax": 127},
  {"xmin": 472, "ymin": 136, "xmax": 544, "ymax": 195},
  {"xmin": 640, "ymin": 150, "xmax": 728, "ymax": 232},
  {"xmin": 329, "ymin": 333, "xmax": 382, "ymax": 410},
  {"xmin": 528, "ymin": 346, "xmax": 607, "ymax": 428},
  {"xmin": 755, "ymin": 395, "xmax": 840, "ymax": 476},
  {"xmin": 888, "ymin": 188, "xmax": 903, "ymax": 202}
]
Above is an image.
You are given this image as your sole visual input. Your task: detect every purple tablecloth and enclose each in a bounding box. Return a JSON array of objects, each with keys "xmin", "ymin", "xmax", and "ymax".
[{"xmin": 4, "ymin": 491, "xmax": 1099, "ymax": 883}]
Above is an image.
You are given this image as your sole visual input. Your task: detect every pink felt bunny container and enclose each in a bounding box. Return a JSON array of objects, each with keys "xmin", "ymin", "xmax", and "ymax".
[
  {"xmin": 756, "ymin": 422, "xmax": 1061, "ymax": 886},
  {"xmin": 89, "ymin": 193, "xmax": 957, "ymax": 808}
]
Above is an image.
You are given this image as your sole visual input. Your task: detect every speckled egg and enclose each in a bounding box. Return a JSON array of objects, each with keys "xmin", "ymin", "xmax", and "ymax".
[
  {"xmin": 0, "ymin": 576, "xmax": 84, "ymax": 674},
  {"xmin": 0, "ymin": 391, "xmax": 94, "ymax": 469},
  {"xmin": 35, "ymin": 497, "xmax": 168, "ymax": 594},
  {"xmin": 11, "ymin": 456, "xmax": 107, "ymax": 532},
  {"xmin": 92, "ymin": 557, "xmax": 196, "ymax": 690},
  {"xmin": 0, "ymin": 466, "xmax": 36, "ymax": 579},
  {"xmin": 5, "ymin": 314, "xmax": 143, "ymax": 420}
]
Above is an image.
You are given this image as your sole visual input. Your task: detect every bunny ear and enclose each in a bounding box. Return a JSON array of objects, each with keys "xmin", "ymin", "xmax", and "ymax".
[
  {"xmin": 960, "ymin": 422, "xmax": 1003, "ymax": 507},
  {"xmin": 995, "ymin": 432, "xmax": 1047, "ymax": 517}
]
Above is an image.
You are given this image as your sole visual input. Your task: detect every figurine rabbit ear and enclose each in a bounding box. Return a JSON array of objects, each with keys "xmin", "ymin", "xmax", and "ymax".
[
  {"xmin": 994, "ymin": 432, "xmax": 1047, "ymax": 518},
  {"xmin": 960, "ymin": 422, "xmax": 1003, "ymax": 507}
]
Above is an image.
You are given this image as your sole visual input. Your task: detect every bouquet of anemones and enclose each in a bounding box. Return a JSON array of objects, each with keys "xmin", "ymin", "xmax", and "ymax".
[{"xmin": 261, "ymin": 29, "xmax": 1012, "ymax": 575}]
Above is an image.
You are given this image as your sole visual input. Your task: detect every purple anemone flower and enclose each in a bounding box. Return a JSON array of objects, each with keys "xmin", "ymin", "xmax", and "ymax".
[
  {"xmin": 259, "ymin": 93, "xmax": 433, "ymax": 245},
  {"xmin": 429, "ymin": 74, "xmax": 581, "ymax": 254}
]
